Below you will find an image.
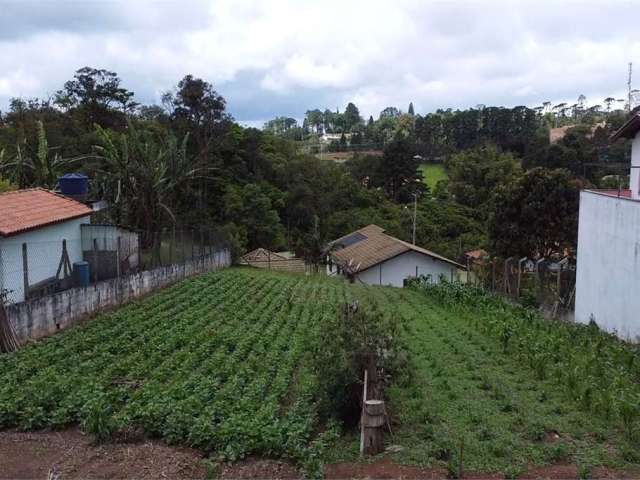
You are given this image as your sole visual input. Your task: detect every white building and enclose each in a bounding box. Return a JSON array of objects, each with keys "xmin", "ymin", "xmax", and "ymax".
[
  {"xmin": 0, "ymin": 188, "xmax": 92, "ymax": 303},
  {"xmin": 575, "ymin": 113, "xmax": 640, "ymax": 341},
  {"xmin": 327, "ymin": 224, "xmax": 465, "ymax": 287}
]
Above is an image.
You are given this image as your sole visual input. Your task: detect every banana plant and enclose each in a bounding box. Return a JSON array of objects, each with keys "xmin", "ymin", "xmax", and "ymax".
[{"xmin": 0, "ymin": 121, "xmax": 91, "ymax": 189}]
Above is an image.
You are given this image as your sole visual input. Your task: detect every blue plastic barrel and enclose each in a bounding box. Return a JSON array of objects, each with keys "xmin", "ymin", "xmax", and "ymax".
[
  {"xmin": 58, "ymin": 173, "xmax": 89, "ymax": 196},
  {"xmin": 73, "ymin": 261, "xmax": 91, "ymax": 287}
]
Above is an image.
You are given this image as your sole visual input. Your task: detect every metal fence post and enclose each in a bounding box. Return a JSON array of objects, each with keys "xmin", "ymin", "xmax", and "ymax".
[
  {"xmin": 93, "ymin": 238, "xmax": 99, "ymax": 283},
  {"xmin": 21, "ymin": 243, "xmax": 29, "ymax": 301}
]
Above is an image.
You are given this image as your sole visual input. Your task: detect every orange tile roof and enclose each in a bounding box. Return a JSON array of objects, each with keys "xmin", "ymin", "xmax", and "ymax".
[
  {"xmin": 329, "ymin": 224, "xmax": 465, "ymax": 272},
  {"xmin": 0, "ymin": 188, "xmax": 92, "ymax": 237}
]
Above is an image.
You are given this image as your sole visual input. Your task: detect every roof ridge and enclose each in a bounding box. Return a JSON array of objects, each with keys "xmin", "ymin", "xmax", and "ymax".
[
  {"xmin": 392, "ymin": 235, "xmax": 465, "ymax": 269},
  {"xmin": 0, "ymin": 186, "xmax": 46, "ymax": 197}
]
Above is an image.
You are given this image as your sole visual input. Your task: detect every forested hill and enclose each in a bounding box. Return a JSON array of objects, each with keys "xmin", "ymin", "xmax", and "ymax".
[{"xmin": 0, "ymin": 67, "xmax": 633, "ymax": 263}]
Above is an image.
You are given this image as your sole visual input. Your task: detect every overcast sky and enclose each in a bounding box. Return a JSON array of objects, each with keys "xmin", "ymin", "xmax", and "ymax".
[{"xmin": 1, "ymin": 0, "xmax": 639, "ymax": 125}]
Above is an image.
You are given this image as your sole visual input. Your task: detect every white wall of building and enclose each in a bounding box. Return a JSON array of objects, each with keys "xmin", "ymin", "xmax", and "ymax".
[
  {"xmin": 575, "ymin": 191, "xmax": 640, "ymax": 341},
  {"xmin": 0, "ymin": 217, "xmax": 88, "ymax": 303},
  {"xmin": 355, "ymin": 250, "xmax": 459, "ymax": 287},
  {"xmin": 631, "ymin": 134, "xmax": 640, "ymax": 200}
]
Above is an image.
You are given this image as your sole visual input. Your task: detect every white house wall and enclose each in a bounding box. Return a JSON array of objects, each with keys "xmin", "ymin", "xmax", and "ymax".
[
  {"xmin": 0, "ymin": 217, "xmax": 88, "ymax": 304},
  {"xmin": 575, "ymin": 191, "xmax": 640, "ymax": 341},
  {"xmin": 355, "ymin": 250, "xmax": 458, "ymax": 287},
  {"xmin": 632, "ymin": 134, "xmax": 640, "ymax": 200}
]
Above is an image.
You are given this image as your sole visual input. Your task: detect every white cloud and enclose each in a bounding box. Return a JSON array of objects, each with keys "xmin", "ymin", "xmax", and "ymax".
[{"xmin": 0, "ymin": 0, "xmax": 639, "ymax": 121}]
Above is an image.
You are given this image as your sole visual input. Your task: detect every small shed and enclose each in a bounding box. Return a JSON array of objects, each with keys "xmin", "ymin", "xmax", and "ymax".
[
  {"xmin": 239, "ymin": 248, "xmax": 307, "ymax": 274},
  {"xmin": 0, "ymin": 188, "xmax": 93, "ymax": 303}
]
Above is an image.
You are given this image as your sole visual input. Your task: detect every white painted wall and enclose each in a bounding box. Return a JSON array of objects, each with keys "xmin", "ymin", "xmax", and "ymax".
[
  {"xmin": 0, "ymin": 217, "xmax": 88, "ymax": 303},
  {"xmin": 355, "ymin": 250, "xmax": 460, "ymax": 287},
  {"xmin": 631, "ymin": 133, "xmax": 640, "ymax": 200},
  {"xmin": 575, "ymin": 191, "xmax": 640, "ymax": 341}
]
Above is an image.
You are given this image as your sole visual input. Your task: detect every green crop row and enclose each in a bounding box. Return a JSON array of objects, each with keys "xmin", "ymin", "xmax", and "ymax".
[
  {"xmin": 0, "ymin": 268, "xmax": 381, "ymax": 475},
  {"xmin": 411, "ymin": 280, "xmax": 640, "ymax": 437}
]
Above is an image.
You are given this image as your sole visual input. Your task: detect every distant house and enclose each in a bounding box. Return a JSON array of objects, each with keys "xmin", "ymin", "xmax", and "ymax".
[
  {"xmin": 320, "ymin": 132, "xmax": 351, "ymax": 144},
  {"xmin": 0, "ymin": 188, "xmax": 92, "ymax": 303},
  {"xmin": 326, "ymin": 224, "xmax": 465, "ymax": 287},
  {"xmin": 575, "ymin": 113, "xmax": 640, "ymax": 341}
]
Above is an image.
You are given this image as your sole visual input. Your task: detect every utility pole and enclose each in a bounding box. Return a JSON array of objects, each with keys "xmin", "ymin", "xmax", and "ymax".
[{"xmin": 412, "ymin": 193, "xmax": 418, "ymax": 245}]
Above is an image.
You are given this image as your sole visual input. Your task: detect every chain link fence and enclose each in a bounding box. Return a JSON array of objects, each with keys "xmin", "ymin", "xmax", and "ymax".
[
  {"xmin": 0, "ymin": 225, "xmax": 229, "ymax": 305},
  {"xmin": 467, "ymin": 255, "xmax": 576, "ymax": 318}
]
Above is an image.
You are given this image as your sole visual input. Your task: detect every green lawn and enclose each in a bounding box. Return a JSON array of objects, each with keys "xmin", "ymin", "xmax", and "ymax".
[{"xmin": 418, "ymin": 163, "xmax": 448, "ymax": 190}]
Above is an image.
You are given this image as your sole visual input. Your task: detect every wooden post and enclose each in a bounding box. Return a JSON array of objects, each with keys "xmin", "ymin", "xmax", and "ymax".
[
  {"xmin": 21, "ymin": 243, "xmax": 29, "ymax": 301},
  {"xmin": 55, "ymin": 239, "xmax": 72, "ymax": 280},
  {"xmin": 362, "ymin": 400, "xmax": 385, "ymax": 455},
  {"xmin": 116, "ymin": 236, "xmax": 121, "ymax": 277}
]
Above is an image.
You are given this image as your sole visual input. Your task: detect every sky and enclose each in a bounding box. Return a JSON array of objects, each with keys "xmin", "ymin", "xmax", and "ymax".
[{"xmin": 1, "ymin": 0, "xmax": 639, "ymax": 126}]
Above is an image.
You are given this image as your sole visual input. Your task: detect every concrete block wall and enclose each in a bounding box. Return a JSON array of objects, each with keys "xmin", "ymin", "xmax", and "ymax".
[{"xmin": 6, "ymin": 249, "xmax": 231, "ymax": 344}]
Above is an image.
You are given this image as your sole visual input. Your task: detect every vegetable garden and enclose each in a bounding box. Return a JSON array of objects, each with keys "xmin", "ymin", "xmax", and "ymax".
[
  {"xmin": 1, "ymin": 267, "xmax": 639, "ymax": 477},
  {"xmin": 363, "ymin": 280, "xmax": 640, "ymax": 477},
  {"xmin": 0, "ymin": 269, "xmax": 365, "ymax": 474}
]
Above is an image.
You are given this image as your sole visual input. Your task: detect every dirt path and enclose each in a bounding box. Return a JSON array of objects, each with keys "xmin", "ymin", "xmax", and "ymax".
[
  {"xmin": 2, "ymin": 428, "xmax": 637, "ymax": 480},
  {"xmin": 0, "ymin": 428, "xmax": 207, "ymax": 479}
]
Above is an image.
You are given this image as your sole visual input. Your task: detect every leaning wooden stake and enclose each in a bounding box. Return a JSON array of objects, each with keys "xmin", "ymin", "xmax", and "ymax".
[
  {"xmin": 359, "ymin": 369, "xmax": 368, "ymax": 456},
  {"xmin": 0, "ymin": 300, "xmax": 18, "ymax": 353}
]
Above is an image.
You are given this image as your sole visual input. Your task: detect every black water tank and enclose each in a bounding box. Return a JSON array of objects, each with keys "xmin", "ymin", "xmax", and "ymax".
[{"xmin": 58, "ymin": 173, "xmax": 89, "ymax": 201}]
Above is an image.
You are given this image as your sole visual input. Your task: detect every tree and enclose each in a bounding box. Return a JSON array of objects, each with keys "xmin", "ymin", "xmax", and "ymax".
[
  {"xmin": 0, "ymin": 173, "xmax": 16, "ymax": 193},
  {"xmin": 0, "ymin": 121, "xmax": 86, "ymax": 188},
  {"xmin": 379, "ymin": 133, "xmax": 422, "ymax": 201},
  {"xmin": 163, "ymin": 74, "xmax": 229, "ymax": 157},
  {"xmin": 93, "ymin": 121, "xmax": 206, "ymax": 240},
  {"xmin": 489, "ymin": 168, "xmax": 584, "ymax": 258},
  {"xmin": 408, "ymin": 102, "xmax": 415, "ymax": 116},
  {"xmin": 446, "ymin": 145, "xmax": 522, "ymax": 211},
  {"xmin": 379, "ymin": 106, "xmax": 400, "ymax": 119},
  {"xmin": 339, "ymin": 132, "xmax": 348, "ymax": 151},
  {"xmin": 343, "ymin": 102, "xmax": 361, "ymax": 131},
  {"xmin": 55, "ymin": 67, "xmax": 136, "ymax": 128},
  {"xmin": 222, "ymin": 183, "xmax": 286, "ymax": 250},
  {"xmin": 305, "ymin": 109, "xmax": 324, "ymax": 133},
  {"xmin": 604, "ymin": 97, "xmax": 616, "ymax": 113}
]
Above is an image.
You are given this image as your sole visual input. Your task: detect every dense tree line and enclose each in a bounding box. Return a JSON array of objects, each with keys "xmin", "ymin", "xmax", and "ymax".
[
  {"xmin": 291, "ymin": 97, "xmax": 633, "ymax": 259},
  {"xmin": 1, "ymin": 68, "xmax": 634, "ymax": 262},
  {"xmin": 1, "ymin": 67, "xmax": 475, "ymax": 260}
]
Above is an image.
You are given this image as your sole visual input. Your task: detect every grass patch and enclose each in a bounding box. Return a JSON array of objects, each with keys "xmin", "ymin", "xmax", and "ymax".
[{"xmin": 419, "ymin": 163, "xmax": 447, "ymax": 190}]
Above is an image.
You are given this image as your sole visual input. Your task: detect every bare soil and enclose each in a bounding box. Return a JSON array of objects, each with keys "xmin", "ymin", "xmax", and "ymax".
[
  {"xmin": 219, "ymin": 458, "xmax": 301, "ymax": 479},
  {"xmin": 325, "ymin": 457, "xmax": 448, "ymax": 479},
  {"xmin": 0, "ymin": 427, "xmax": 206, "ymax": 479},
  {"xmin": 325, "ymin": 457, "xmax": 640, "ymax": 480},
  {"xmin": 1, "ymin": 429, "xmax": 638, "ymax": 480}
]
